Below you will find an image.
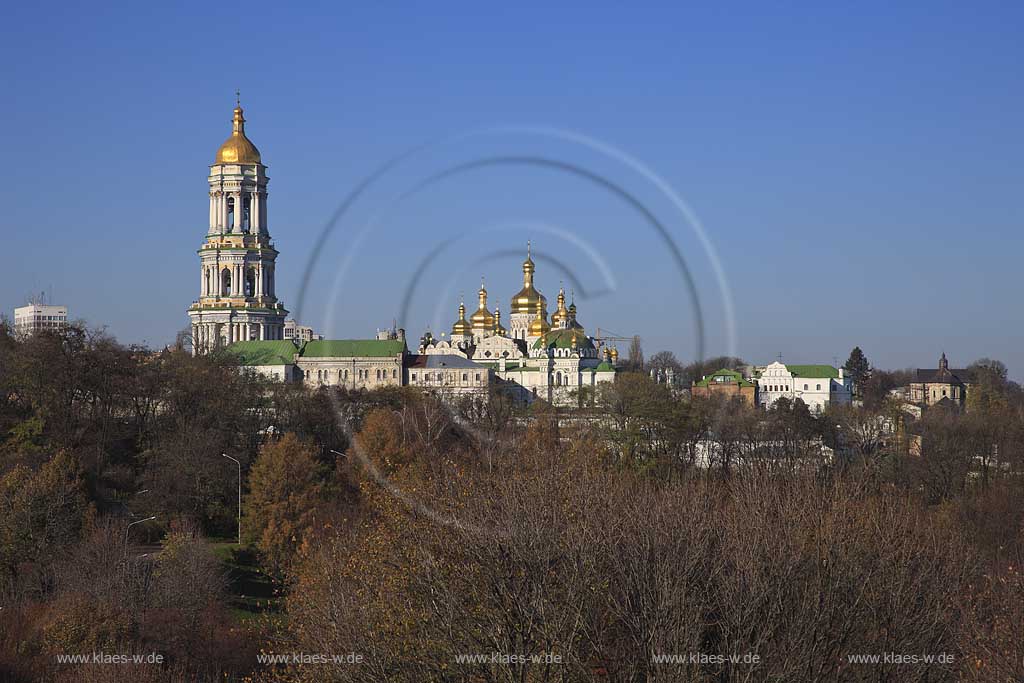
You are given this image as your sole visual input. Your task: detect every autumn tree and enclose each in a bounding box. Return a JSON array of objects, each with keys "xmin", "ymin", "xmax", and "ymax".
[{"xmin": 243, "ymin": 433, "xmax": 326, "ymax": 574}]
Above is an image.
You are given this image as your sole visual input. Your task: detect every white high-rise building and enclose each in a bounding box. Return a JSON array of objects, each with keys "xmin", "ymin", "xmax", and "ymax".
[
  {"xmin": 188, "ymin": 98, "xmax": 288, "ymax": 354},
  {"xmin": 13, "ymin": 303, "xmax": 68, "ymax": 336}
]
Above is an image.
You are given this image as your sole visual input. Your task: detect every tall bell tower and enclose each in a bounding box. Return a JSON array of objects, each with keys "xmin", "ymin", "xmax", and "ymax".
[{"xmin": 188, "ymin": 96, "xmax": 288, "ymax": 354}]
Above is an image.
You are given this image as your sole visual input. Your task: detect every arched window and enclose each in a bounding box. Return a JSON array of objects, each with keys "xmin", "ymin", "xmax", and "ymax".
[
  {"xmin": 816, "ymin": 384, "xmax": 821, "ymax": 391},
  {"xmin": 245, "ymin": 269, "xmax": 256, "ymax": 297},
  {"xmin": 242, "ymin": 194, "xmax": 251, "ymax": 230},
  {"xmin": 204, "ymin": 268, "xmax": 211, "ymax": 295},
  {"xmin": 804, "ymin": 384, "xmax": 808, "ymax": 390},
  {"xmin": 221, "ymin": 268, "xmax": 232, "ymax": 296},
  {"xmin": 226, "ymin": 197, "xmax": 235, "ymax": 229}
]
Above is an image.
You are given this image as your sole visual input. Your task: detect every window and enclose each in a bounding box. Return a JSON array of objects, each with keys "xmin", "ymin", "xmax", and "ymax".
[
  {"xmin": 462, "ymin": 373, "xmax": 468, "ymax": 381},
  {"xmin": 816, "ymin": 384, "xmax": 821, "ymax": 391},
  {"xmin": 804, "ymin": 384, "xmax": 808, "ymax": 390},
  {"xmin": 475, "ymin": 373, "xmax": 481, "ymax": 382},
  {"xmin": 411, "ymin": 373, "xmax": 417, "ymax": 381}
]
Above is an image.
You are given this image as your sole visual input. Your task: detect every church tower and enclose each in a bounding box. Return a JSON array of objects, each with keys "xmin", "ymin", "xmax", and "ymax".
[
  {"xmin": 189, "ymin": 97, "xmax": 288, "ymax": 354},
  {"xmin": 509, "ymin": 242, "xmax": 546, "ymax": 341}
]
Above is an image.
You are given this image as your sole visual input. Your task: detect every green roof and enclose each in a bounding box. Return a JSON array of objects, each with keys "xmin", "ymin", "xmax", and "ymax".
[
  {"xmin": 225, "ymin": 340, "xmax": 298, "ymax": 366},
  {"xmin": 532, "ymin": 328, "xmax": 595, "ymax": 351},
  {"xmin": 786, "ymin": 364, "xmax": 839, "ymax": 378},
  {"xmin": 595, "ymin": 361, "xmax": 617, "ymax": 372},
  {"xmin": 300, "ymin": 339, "xmax": 406, "ymax": 358},
  {"xmin": 694, "ymin": 368, "xmax": 754, "ymax": 388}
]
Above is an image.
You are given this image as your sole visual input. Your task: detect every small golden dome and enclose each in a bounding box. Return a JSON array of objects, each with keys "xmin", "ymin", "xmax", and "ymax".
[
  {"xmin": 215, "ymin": 102, "xmax": 261, "ymax": 164},
  {"xmin": 451, "ymin": 300, "xmax": 471, "ymax": 336},
  {"xmin": 609, "ymin": 347, "xmax": 619, "ymax": 362},
  {"xmin": 528, "ymin": 299, "xmax": 550, "ymax": 337},
  {"xmin": 550, "ymin": 286, "xmax": 569, "ymax": 327},
  {"xmin": 493, "ymin": 307, "xmax": 507, "ymax": 336},
  {"xmin": 470, "ymin": 280, "xmax": 495, "ymax": 330},
  {"xmin": 511, "ymin": 241, "xmax": 546, "ymax": 314}
]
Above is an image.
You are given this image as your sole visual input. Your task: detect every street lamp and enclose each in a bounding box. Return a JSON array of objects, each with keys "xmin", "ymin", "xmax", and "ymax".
[
  {"xmin": 125, "ymin": 516, "xmax": 156, "ymax": 557},
  {"xmin": 222, "ymin": 454, "xmax": 241, "ymax": 546}
]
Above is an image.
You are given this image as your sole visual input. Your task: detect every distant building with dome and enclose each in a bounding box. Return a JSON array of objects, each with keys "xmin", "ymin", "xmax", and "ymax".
[
  {"xmin": 419, "ymin": 242, "xmax": 619, "ymax": 404},
  {"xmin": 192, "ymin": 103, "xmax": 619, "ymax": 404}
]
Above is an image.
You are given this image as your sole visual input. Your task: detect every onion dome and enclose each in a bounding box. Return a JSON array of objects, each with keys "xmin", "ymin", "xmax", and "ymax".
[
  {"xmin": 527, "ymin": 298, "xmax": 550, "ymax": 337},
  {"xmin": 451, "ymin": 300, "xmax": 471, "ymax": 337},
  {"xmin": 493, "ymin": 306, "xmax": 507, "ymax": 336},
  {"xmin": 550, "ymin": 286, "xmax": 569, "ymax": 327},
  {"xmin": 567, "ymin": 290, "xmax": 583, "ymax": 331},
  {"xmin": 215, "ymin": 97, "xmax": 261, "ymax": 164},
  {"xmin": 510, "ymin": 241, "xmax": 546, "ymax": 314},
  {"xmin": 470, "ymin": 279, "xmax": 495, "ymax": 331},
  {"xmin": 609, "ymin": 347, "xmax": 619, "ymax": 363}
]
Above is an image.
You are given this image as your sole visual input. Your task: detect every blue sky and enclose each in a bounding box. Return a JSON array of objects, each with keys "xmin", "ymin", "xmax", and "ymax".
[{"xmin": 1, "ymin": 2, "xmax": 1021, "ymax": 375}]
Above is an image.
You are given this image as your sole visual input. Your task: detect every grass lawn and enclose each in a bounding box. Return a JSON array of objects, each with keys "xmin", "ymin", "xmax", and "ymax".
[{"xmin": 207, "ymin": 540, "xmax": 282, "ymax": 622}]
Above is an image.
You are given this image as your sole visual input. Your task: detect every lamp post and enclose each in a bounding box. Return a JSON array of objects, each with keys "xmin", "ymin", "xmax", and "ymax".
[
  {"xmin": 125, "ymin": 516, "xmax": 156, "ymax": 557},
  {"xmin": 222, "ymin": 454, "xmax": 241, "ymax": 545}
]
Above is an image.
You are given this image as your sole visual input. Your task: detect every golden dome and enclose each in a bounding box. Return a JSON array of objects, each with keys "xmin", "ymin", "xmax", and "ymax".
[
  {"xmin": 528, "ymin": 298, "xmax": 550, "ymax": 337},
  {"xmin": 493, "ymin": 307, "xmax": 507, "ymax": 336},
  {"xmin": 550, "ymin": 286, "xmax": 569, "ymax": 327},
  {"xmin": 215, "ymin": 102, "xmax": 261, "ymax": 164},
  {"xmin": 451, "ymin": 300, "xmax": 471, "ymax": 336},
  {"xmin": 510, "ymin": 241, "xmax": 546, "ymax": 314},
  {"xmin": 609, "ymin": 347, "xmax": 619, "ymax": 362},
  {"xmin": 470, "ymin": 280, "xmax": 495, "ymax": 330}
]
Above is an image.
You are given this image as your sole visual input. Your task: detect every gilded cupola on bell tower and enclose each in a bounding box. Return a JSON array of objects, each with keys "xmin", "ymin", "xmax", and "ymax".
[{"xmin": 188, "ymin": 95, "xmax": 288, "ymax": 354}]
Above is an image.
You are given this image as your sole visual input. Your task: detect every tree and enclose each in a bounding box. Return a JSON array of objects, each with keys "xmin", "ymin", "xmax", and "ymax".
[
  {"xmin": 843, "ymin": 346, "xmax": 871, "ymax": 391},
  {"xmin": 648, "ymin": 350, "xmax": 683, "ymax": 375},
  {"xmin": 625, "ymin": 336, "xmax": 644, "ymax": 372},
  {"xmin": 243, "ymin": 433, "xmax": 326, "ymax": 574}
]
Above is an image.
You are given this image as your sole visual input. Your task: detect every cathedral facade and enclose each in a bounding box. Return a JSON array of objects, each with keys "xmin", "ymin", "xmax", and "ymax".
[
  {"xmin": 188, "ymin": 99, "xmax": 288, "ymax": 353},
  {"xmin": 420, "ymin": 244, "xmax": 619, "ymax": 404}
]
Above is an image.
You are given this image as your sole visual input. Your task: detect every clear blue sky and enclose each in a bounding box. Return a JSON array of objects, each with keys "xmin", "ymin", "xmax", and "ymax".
[{"xmin": 2, "ymin": 2, "xmax": 1021, "ymax": 375}]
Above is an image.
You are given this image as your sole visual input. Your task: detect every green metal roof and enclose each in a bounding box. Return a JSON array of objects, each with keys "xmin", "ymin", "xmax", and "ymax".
[
  {"xmin": 786, "ymin": 364, "xmax": 839, "ymax": 378},
  {"xmin": 225, "ymin": 340, "xmax": 299, "ymax": 366},
  {"xmin": 594, "ymin": 361, "xmax": 617, "ymax": 372},
  {"xmin": 531, "ymin": 328, "xmax": 595, "ymax": 351},
  {"xmin": 300, "ymin": 339, "xmax": 406, "ymax": 358},
  {"xmin": 694, "ymin": 368, "xmax": 754, "ymax": 388}
]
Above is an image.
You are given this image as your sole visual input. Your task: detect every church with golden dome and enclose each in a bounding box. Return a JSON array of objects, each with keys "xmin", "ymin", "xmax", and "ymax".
[
  {"xmin": 418, "ymin": 243, "xmax": 619, "ymax": 404},
  {"xmin": 192, "ymin": 101, "xmax": 618, "ymax": 404}
]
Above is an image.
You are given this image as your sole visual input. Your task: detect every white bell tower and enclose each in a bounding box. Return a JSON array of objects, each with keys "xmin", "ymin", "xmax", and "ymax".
[{"xmin": 188, "ymin": 96, "xmax": 288, "ymax": 354}]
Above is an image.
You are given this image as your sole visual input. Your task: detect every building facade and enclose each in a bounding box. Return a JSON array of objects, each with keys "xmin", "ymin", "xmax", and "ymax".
[
  {"xmin": 405, "ymin": 354, "xmax": 493, "ymax": 395},
  {"xmin": 189, "ymin": 100, "xmax": 288, "ymax": 354},
  {"xmin": 284, "ymin": 319, "xmax": 322, "ymax": 343},
  {"xmin": 755, "ymin": 362, "xmax": 853, "ymax": 412},
  {"xmin": 692, "ymin": 368, "xmax": 757, "ymax": 405},
  {"xmin": 13, "ymin": 303, "xmax": 68, "ymax": 337},
  {"xmin": 908, "ymin": 353, "xmax": 973, "ymax": 407}
]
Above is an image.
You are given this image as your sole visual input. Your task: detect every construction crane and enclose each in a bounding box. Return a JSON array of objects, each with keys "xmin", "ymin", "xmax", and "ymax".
[{"xmin": 593, "ymin": 328, "xmax": 637, "ymax": 351}]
